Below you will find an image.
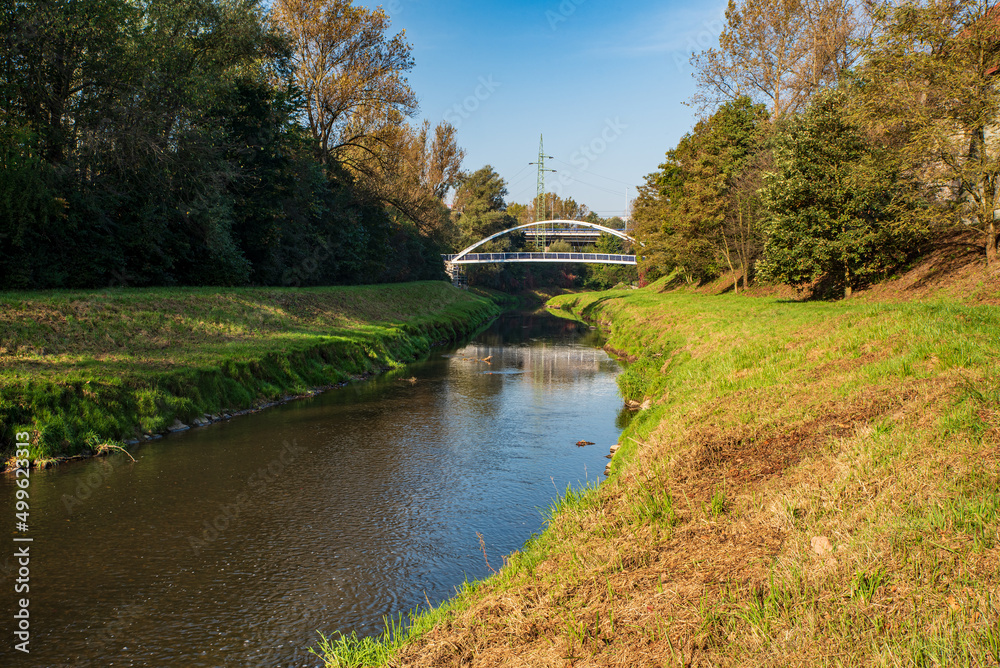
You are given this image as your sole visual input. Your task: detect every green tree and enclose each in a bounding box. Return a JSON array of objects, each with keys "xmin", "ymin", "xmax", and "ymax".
[
  {"xmin": 681, "ymin": 97, "xmax": 769, "ymax": 289},
  {"xmin": 452, "ymin": 166, "xmax": 520, "ymax": 249},
  {"xmin": 632, "ymin": 97, "xmax": 768, "ymax": 287},
  {"xmin": 631, "ymin": 149, "xmax": 686, "ymax": 283},
  {"xmin": 0, "ymin": 0, "xmax": 450, "ymax": 289},
  {"xmin": 758, "ymin": 90, "xmax": 927, "ymax": 297},
  {"xmin": 451, "ymin": 166, "xmax": 524, "ymax": 288},
  {"xmin": 584, "ymin": 233, "xmax": 638, "ymax": 289}
]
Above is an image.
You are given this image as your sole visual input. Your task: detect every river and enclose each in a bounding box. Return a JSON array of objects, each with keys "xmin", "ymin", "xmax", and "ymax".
[{"xmin": 0, "ymin": 310, "xmax": 625, "ymax": 667}]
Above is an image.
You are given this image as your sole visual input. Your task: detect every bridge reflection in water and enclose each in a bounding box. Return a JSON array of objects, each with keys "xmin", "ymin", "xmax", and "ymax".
[{"xmin": 451, "ymin": 342, "xmax": 615, "ymax": 389}]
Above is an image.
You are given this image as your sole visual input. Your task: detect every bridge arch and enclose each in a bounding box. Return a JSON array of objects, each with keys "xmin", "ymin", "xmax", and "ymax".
[{"xmin": 451, "ymin": 220, "xmax": 636, "ymax": 263}]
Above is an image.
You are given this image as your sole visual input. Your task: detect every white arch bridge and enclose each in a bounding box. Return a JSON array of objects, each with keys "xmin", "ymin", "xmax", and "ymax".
[{"xmin": 443, "ymin": 221, "xmax": 638, "ymax": 282}]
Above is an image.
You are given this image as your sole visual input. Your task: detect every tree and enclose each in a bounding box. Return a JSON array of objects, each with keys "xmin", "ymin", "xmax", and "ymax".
[
  {"xmin": 682, "ymin": 97, "xmax": 770, "ymax": 290},
  {"xmin": 414, "ymin": 119, "xmax": 466, "ymax": 200},
  {"xmin": 453, "ymin": 166, "xmax": 510, "ymax": 219},
  {"xmin": 724, "ymin": 148, "xmax": 772, "ymax": 291},
  {"xmin": 368, "ymin": 119, "xmax": 464, "ymax": 236},
  {"xmin": 631, "ymin": 97, "xmax": 768, "ymax": 287},
  {"xmin": 857, "ymin": 0, "xmax": 1000, "ymax": 266},
  {"xmin": 271, "ymin": 0, "xmax": 417, "ymax": 170},
  {"xmin": 451, "ymin": 165, "xmax": 525, "ymax": 288},
  {"xmin": 0, "ymin": 0, "xmax": 286, "ymax": 287},
  {"xmin": 507, "ymin": 202, "xmax": 532, "ymax": 226},
  {"xmin": 584, "ymin": 233, "xmax": 638, "ymax": 289},
  {"xmin": 691, "ymin": 0, "xmax": 866, "ymax": 118},
  {"xmin": 758, "ymin": 90, "xmax": 927, "ymax": 297},
  {"xmin": 452, "ymin": 165, "xmax": 518, "ymax": 249},
  {"xmin": 631, "ymin": 149, "xmax": 687, "ymax": 283},
  {"xmin": 0, "ymin": 0, "xmax": 445, "ymax": 289}
]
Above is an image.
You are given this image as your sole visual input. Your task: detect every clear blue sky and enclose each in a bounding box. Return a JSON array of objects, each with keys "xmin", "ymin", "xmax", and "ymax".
[{"xmin": 357, "ymin": 0, "xmax": 728, "ymax": 218}]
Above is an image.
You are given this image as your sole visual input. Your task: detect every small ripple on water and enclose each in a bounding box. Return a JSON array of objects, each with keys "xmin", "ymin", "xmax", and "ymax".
[{"xmin": 0, "ymin": 312, "xmax": 621, "ymax": 667}]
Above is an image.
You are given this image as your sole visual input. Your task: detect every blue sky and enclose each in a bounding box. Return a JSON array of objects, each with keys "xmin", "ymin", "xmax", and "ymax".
[{"xmin": 357, "ymin": 0, "xmax": 728, "ymax": 218}]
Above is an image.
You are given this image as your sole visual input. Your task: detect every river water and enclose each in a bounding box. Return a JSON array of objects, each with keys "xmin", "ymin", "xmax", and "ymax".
[{"xmin": 0, "ymin": 310, "xmax": 624, "ymax": 667}]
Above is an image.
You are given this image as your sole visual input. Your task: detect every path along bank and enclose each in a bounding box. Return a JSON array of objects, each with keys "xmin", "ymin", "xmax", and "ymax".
[
  {"xmin": 320, "ymin": 282, "xmax": 1000, "ymax": 667},
  {"xmin": 1, "ymin": 282, "xmax": 507, "ymax": 467}
]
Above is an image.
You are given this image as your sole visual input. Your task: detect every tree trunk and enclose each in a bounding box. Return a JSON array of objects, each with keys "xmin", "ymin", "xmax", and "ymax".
[
  {"xmin": 844, "ymin": 265, "xmax": 852, "ymax": 299},
  {"xmin": 722, "ymin": 233, "xmax": 737, "ymax": 293},
  {"xmin": 988, "ymin": 220, "xmax": 998, "ymax": 268}
]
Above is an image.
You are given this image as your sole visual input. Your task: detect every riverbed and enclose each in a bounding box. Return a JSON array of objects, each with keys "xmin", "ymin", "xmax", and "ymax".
[{"xmin": 0, "ymin": 310, "xmax": 624, "ymax": 667}]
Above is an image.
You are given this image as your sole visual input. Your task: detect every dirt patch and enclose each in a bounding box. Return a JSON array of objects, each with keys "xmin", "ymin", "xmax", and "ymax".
[
  {"xmin": 648, "ymin": 231, "xmax": 1000, "ymax": 305},
  {"xmin": 857, "ymin": 232, "xmax": 1000, "ymax": 305}
]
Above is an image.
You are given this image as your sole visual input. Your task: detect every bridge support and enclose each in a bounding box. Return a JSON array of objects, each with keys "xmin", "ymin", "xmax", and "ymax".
[{"xmin": 444, "ymin": 262, "xmax": 467, "ymax": 289}]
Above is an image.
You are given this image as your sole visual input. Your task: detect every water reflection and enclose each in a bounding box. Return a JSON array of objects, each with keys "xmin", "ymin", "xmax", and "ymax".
[{"xmin": 0, "ymin": 310, "xmax": 622, "ymax": 667}]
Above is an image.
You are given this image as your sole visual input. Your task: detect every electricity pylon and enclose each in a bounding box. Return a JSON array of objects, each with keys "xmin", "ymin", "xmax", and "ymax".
[{"xmin": 528, "ymin": 135, "xmax": 556, "ymax": 251}]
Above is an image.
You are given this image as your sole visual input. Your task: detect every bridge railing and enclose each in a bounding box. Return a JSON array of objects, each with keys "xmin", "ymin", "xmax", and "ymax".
[{"xmin": 442, "ymin": 252, "xmax": 637, "ymax": 265}]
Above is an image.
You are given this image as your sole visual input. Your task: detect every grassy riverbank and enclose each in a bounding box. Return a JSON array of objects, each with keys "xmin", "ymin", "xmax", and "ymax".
[
  {"xmin": 316, "ymin": 282, "xmax": 1000, "ymax": 667},
  {"xmin": 1, "ymin": 282, "xmax": 505, "ymax": 464}
]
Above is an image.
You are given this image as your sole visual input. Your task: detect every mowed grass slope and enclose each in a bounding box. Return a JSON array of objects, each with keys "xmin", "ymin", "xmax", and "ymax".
[
  {"xmin": 322, "ymin": 284, "xmax": 999, "ymax": 667},
  {"xmin": 0, "ymin": 282, "xmax": 502, "ymax": 462}
]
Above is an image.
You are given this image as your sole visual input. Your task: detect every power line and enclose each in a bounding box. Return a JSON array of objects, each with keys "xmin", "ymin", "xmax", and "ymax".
[
  {"xmin": 562, "ymin": 174, "xmax": 625, "ymax": 197},
  {"xmin": 504, "ymin": 162, "xmax": 532, "ymax": 185},
  {"xmin": 550, "ymin": 157, "xmax": 635, "ymax": 187},
  {"xmin": 506, "ymin": 169, "xmax": 535, "ymax": 191}
]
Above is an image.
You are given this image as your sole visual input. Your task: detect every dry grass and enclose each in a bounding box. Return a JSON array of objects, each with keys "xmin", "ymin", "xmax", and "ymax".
[{"xmin": 316, "ymin": 280, "xmax": 1000, "ymax": 668}]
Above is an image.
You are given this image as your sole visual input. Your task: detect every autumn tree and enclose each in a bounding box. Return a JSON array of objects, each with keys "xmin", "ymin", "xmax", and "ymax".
[
  {"xmin": 271, "ymin": 0, "xmax": 417, "ymax": 169},
  {"xmin": 857, "ymin": 0, "xmax": 1000, "ymax": 266},
  {"xmin": 692, "ymin": 0, "xmax": 867, "ymax": 118},
  {"xmin": 410, "ymin": 120, "xmax": 466, "ymax": 200},
  {"xmin": 507, "ymin": 202, "xmax": 532, "ymax": 226}
]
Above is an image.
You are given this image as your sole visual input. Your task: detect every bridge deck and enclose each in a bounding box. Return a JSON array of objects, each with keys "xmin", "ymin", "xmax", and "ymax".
[{"xmin": 443, "ymin": 252, "xmax": 637, "ymax": 265}]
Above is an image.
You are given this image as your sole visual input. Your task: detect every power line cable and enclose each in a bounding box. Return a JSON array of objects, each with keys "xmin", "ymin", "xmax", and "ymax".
[
  {"xmin": 506, "ymin": 170, "xmax": 535, "ymax": 191},
  {"xmin": 562, "ymin": 174, "xmax": 625, "ymax": 197},
  {"xmin": 504, "ymin": 163, "xmax": 532, "ymax": 184},
  {"xmin": 550, "ymin": 157, "xmax": 635, "ymax": 187}
]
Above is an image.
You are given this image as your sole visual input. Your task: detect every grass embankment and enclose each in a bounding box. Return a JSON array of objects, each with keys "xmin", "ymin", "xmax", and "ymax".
[
  {"xmin": 317, "ymin": 283, "xmax": 1000, "ymax": 667},
  {"xmin": 0, "ymin": 282, "xmax": 505, "ymax": 464}
]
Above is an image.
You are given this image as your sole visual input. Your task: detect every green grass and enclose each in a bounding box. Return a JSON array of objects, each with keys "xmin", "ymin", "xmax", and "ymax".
[
  {"xmin": 0, "ymin": 282, "xmax": 505, "ymax": 462},
  {"xmin": 309, "ymin": 284, "xmax": 1000, "ymax": 667},
  {"xmin": 544, "ymin": 288, "xmax": 1000, "ymax": 666}
]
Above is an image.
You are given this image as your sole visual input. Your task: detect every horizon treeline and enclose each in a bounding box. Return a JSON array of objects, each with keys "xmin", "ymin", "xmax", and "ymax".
[
  {"xmin": 633, "ymin": 0, "xmax": 1000, "ymax": 297},
  {"xmin": 0, "ymin": 0, "xmax": 467, "ymax": 290}
]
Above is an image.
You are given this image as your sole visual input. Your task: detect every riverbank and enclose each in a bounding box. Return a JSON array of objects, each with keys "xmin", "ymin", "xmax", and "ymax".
[
  {"xmin": 1, "ymin": 282, "xmax": 507, "ymax": 466},
  {"xmin": 318, "ymin": 282, "xmax": 999, "ymax": 666}
]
